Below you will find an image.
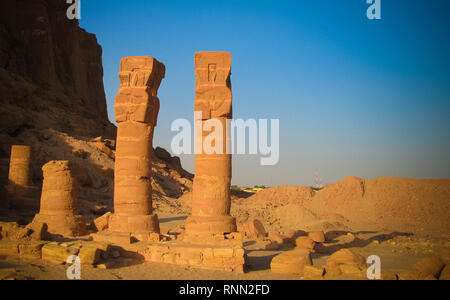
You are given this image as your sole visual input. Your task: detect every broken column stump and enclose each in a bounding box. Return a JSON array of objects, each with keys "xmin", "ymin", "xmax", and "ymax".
[{"xmin": 31, "ymin": 161, "xmax": 87, "ymax": 238}]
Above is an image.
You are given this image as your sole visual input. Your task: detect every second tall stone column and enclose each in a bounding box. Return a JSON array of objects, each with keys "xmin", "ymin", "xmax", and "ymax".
[{"xmin": 186, "ymin": 52, "xmax": 237, "ymax": 234}]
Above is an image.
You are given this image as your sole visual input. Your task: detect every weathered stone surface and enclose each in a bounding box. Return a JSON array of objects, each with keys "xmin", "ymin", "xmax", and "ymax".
[
  {"xmin": 5, "ymin": 146, "xmax": 39, "ymax": 212},
  {"xmin": 92, "ymin": 212, "xmax": 112, "ymax": 232},
  {"xmin": 0, "ymin": 0, "xmax": 115, "ymax": 139},
  {"xmin": 326, "ymin": 249, "xmax": 366, "ymax": 268},
  {"xmin": 93, "ymin": 141, "xmax": 115, "ymax": 159},
  {"xmin": 396, "ymin": 270, "xmax": 418, "ymax": 280},
  {"xmin": 18, "ymin": 241, "xmax": 46, "ymax": 259},
  {"xmin": 8, "ymin": 146, "xmax": 31, "ymax": 188},
  {"xmin": 41, "ymin": 243, "xmax": 79, "ymax": 264},
  {"xmin": 325, "ymin": 261, "xmax": 343, "ymax": 278},
  {"xmin": 380, "ymin": 269, "xmax": 399, "ymax": 280},
  {"xmin": 270, "ymin": 249, "xmax": 312, "ymax": 276},
  {"xmin": 439, "ymin": 265, "xmax": 450, "ymax": 280},
  {"xmin": 339, "ymin": 264, "xmax": 366, "ymax": 278},
  {"xmin": 109, "ymin": 56, "xmax": 165, "ymax": 239},
  {"xmin": 308, "ymin": 231, "xmax": 326, "ymax": 243},
  {"xmin": 186, "ymin": 52, "xmax": 236, "ymax": 235},
  {"xmin": 0, "ymin": 240, "xmax": 19, "ymax": 256},
  {"xmin": 0, "ymin": 221, "xmax": 34, "ymax": 241},
  {"xmin": 180, "ymin": 232, "xmax": 243, "ymax": 247},
  {"xmin": 414, "ymin": 255, "xmax": 445, "ymax": 279},
  {"xmin": 441, "ymin": 247, "xmax": 450, "ymax": 264},
  {"xmin": 78, "ymin": 244, "xmax": 102, "ymax": 265},
  {"xmin": 314, "ymin": 243, "xmax": 329, "ymax": 254},
  {"xmin": 268, "ymin": 231, "xmax": 290, "ymax": 244},
  {"xmin": 246, "ymin": 240, "xmax": 279, "ymax": 251},
  {"xmin": 136, "ymin": 242, "xmax": 246, "ymax": 273},
  {"xmin": 303, "ymin": 265, "xmax": 325, "ymax": 279},
  {"xmin": 295, "ymin": 236, "xmax": 316, "ymax": 251},
  {"xmin": 91, "ymin": 232, "xmax": 132, "ymax": 246},
  {"xmin": 0, "ymin": 158, "xmax": 8, "ymax": 211},
  {"xmin": 281, "ymin": 230, "xmax": 307, "ymax": 245},
  {"xmin": 26, "ymin": 222, "xmax": 49, "ymax": 241},
  {"xmin": 239, "ymin": 219, "xmax": 266, "ymax": 239},
  {"xmin": 31, "ymin": 161, "xmax": 86, "ymax": 237}
]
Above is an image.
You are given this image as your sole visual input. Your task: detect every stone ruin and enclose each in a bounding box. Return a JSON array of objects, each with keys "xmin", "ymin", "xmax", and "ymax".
[
  {"xmin": 0, "ymin": 54, "xmax": 246, "ymax": 274},
  {"xmin": 107, "ymin": 56, "xmax": 165, "ymax": 241},
  {"xmin": 91, "ymin": 53, "xmax": 245, "ymax": 272},
  {"xmin": 30, "ymin": 160, "xmax": 86, "ymax": 238},
  {"xmin": 5, "ymin": 145, "xmax": 39, "ymax": 212},
  {"xmin": 185, "ymin": 52, "xmax": 236, "ymax": 235}
]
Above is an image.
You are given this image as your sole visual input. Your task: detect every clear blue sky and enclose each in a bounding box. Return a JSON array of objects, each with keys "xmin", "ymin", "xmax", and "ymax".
[{"xmin": 80, "ymin": 0, "xmax": 450, "ymax": 187}]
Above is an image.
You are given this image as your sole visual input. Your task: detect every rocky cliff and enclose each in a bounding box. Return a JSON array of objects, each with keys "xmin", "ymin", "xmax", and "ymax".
[
  {"xmin": 0, "ymin": 0, "xmax": 193, "ymax": 222},
  {"xmin": 0, "ymin": 0, "xmax": 115, "ymax": 142}
]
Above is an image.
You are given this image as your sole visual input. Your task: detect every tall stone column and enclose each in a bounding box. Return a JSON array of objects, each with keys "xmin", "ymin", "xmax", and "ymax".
[
  {"xmin": 109, "ymin": 56, "xmax": 165, "ymax": 238},
  {"xmin": 186, "ymin": 52, "xmax": 237, "ymax": 234},
  {"xmin": 8, "ymin": 145, "xmax": 31, "ymax": 188},
  {"xmin": 6, "ymin": 145, "xmax": 39, "ymax": 211},
  {"xmin": 31, "ymin": 161, "xmax": 87, "ymax": 237}
]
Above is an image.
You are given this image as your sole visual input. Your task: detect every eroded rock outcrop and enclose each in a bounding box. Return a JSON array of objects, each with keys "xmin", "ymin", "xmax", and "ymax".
[
  {"xmin": 0, "ymin": 0, "xmax": 114, "ymax": 138},
  {"xmin": 0, "ymin": 1, "xmax": 193, "ymax": 225}
]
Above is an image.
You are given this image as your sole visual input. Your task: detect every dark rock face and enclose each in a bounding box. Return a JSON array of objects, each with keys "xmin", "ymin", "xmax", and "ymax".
[{"xmin": 0, "ymin": 0, "xmax": 115, "ymax": 139}]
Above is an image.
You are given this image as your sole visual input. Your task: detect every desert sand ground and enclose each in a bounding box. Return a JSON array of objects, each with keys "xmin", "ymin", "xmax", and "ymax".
[{"xmin": 1, "ymin": 212, "xmax": 447, "ymax": 280}]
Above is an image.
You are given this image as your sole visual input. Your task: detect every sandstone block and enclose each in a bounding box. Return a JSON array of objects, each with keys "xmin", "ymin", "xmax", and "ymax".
[
  {"xmin": 281, "ymin": 230, "xmax": 307, "ymax": 245},
  {"xmin": 202, "ymin": 248, "xmax": 214, "ymax": 258},
  {"xmin": 314, "ymin": 243, "xmax": 329, "ymax": 254},
  {"xmin": 26, "ymin": 222, "xmax": 49, "ymax": 241},
  {"xmin": 0, "ymin": 222, "xmax": 22, "ymax": 240},
  {"xmin": 325, "ymin": 261, "xmax": 342, "ymax": 278},
  {"xmin": 41, "ymin": 243, "xmax": 79, "ymax": 264},
  {"xmin": 92, "ymin": 212, "xmax": 112, "ymax": 232},
  {"xmin": 78, "ymin": 245, "xmax": 102, "ymax": 265},
  {"xmin": 441, "ymin": 247, "xmax": 450, "ymax": 264},
  {"xmin": 18, "ymin": 241, "xmax": 46, "ymax": 259},
  {"xmin": 308, "ymin": 231, "xmax": 326, "ymax": 243},
  {"xmin": 94, "ymin": 141, "xmax": 115, "ymax": 159},
  {"xmin": 340, "ymin": 264, "xmax": 366, "ymax": 278},
  {"xmin": 268, "ymin": 231, "xmax": 290, "ymax": 244},
  {"xmin": 0, "ymin": 241, "xmax": 19, "ymax": 256},
  {"xmin": 414, "ymin": 255, "xmax": 445, "ymax": 279},
  {"xmin": 270, "ymin": 249, "xmax": 312, "ymax": 276},
  {"xmin": 303, "ymin": 265, "xmax": 325, "ymax": 279},
  {"xmin": 396, "ymin": 270, "xmax": 418, "ymax": 280},
  {"xmin": 91, "ymin": 232, "xmax": 132, "ymax": 245},
  {"xmin": 439, "ymin": 265, "xmax": 450, "ymax": 280},
  {"xmin": 326, "ymin": 249, "xmax": 366, "ymax": 268},
  {"xmin": 240, "ymin": 219, "xmax": 266, "ymax": 239},
  {"xmin": 213, "ymin": 248, "xmax": 234, "ymax": 258},
  {"xmin": 380, "ymin": 269, "xmax": 399, "ymax": 280},
  {"xmin": 295, "ymin": 236, "xmax": 316, "ymax": 251}
]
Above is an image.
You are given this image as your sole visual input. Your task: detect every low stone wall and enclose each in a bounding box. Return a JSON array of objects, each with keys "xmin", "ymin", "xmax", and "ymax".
[
  {"xmin": 1, "ymin": 222, "xmax": 247, "ymax": 273},
  {"xmin": 0, "ymin": 239, "xmax": 110, "ymax": 265},
  {"xmin": 133, "ymin": 242, "xmax": 246, "ymax": 273}
]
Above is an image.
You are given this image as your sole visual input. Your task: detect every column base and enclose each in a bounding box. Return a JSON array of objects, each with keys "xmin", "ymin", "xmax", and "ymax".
[
  {"xmin": 109, "ymin": 214, "xmax": 160, "ymax": 239},
  {"xmin": 31, "ymin": 213, "xmax": 87, "ymax": 238},
  {"xmin": 186, "ymin": 215, "xmax": 237, "ymax": 234},
  {"xmin": 6, "ymin": 185, "xmax": 40, "ymax": 213}
]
